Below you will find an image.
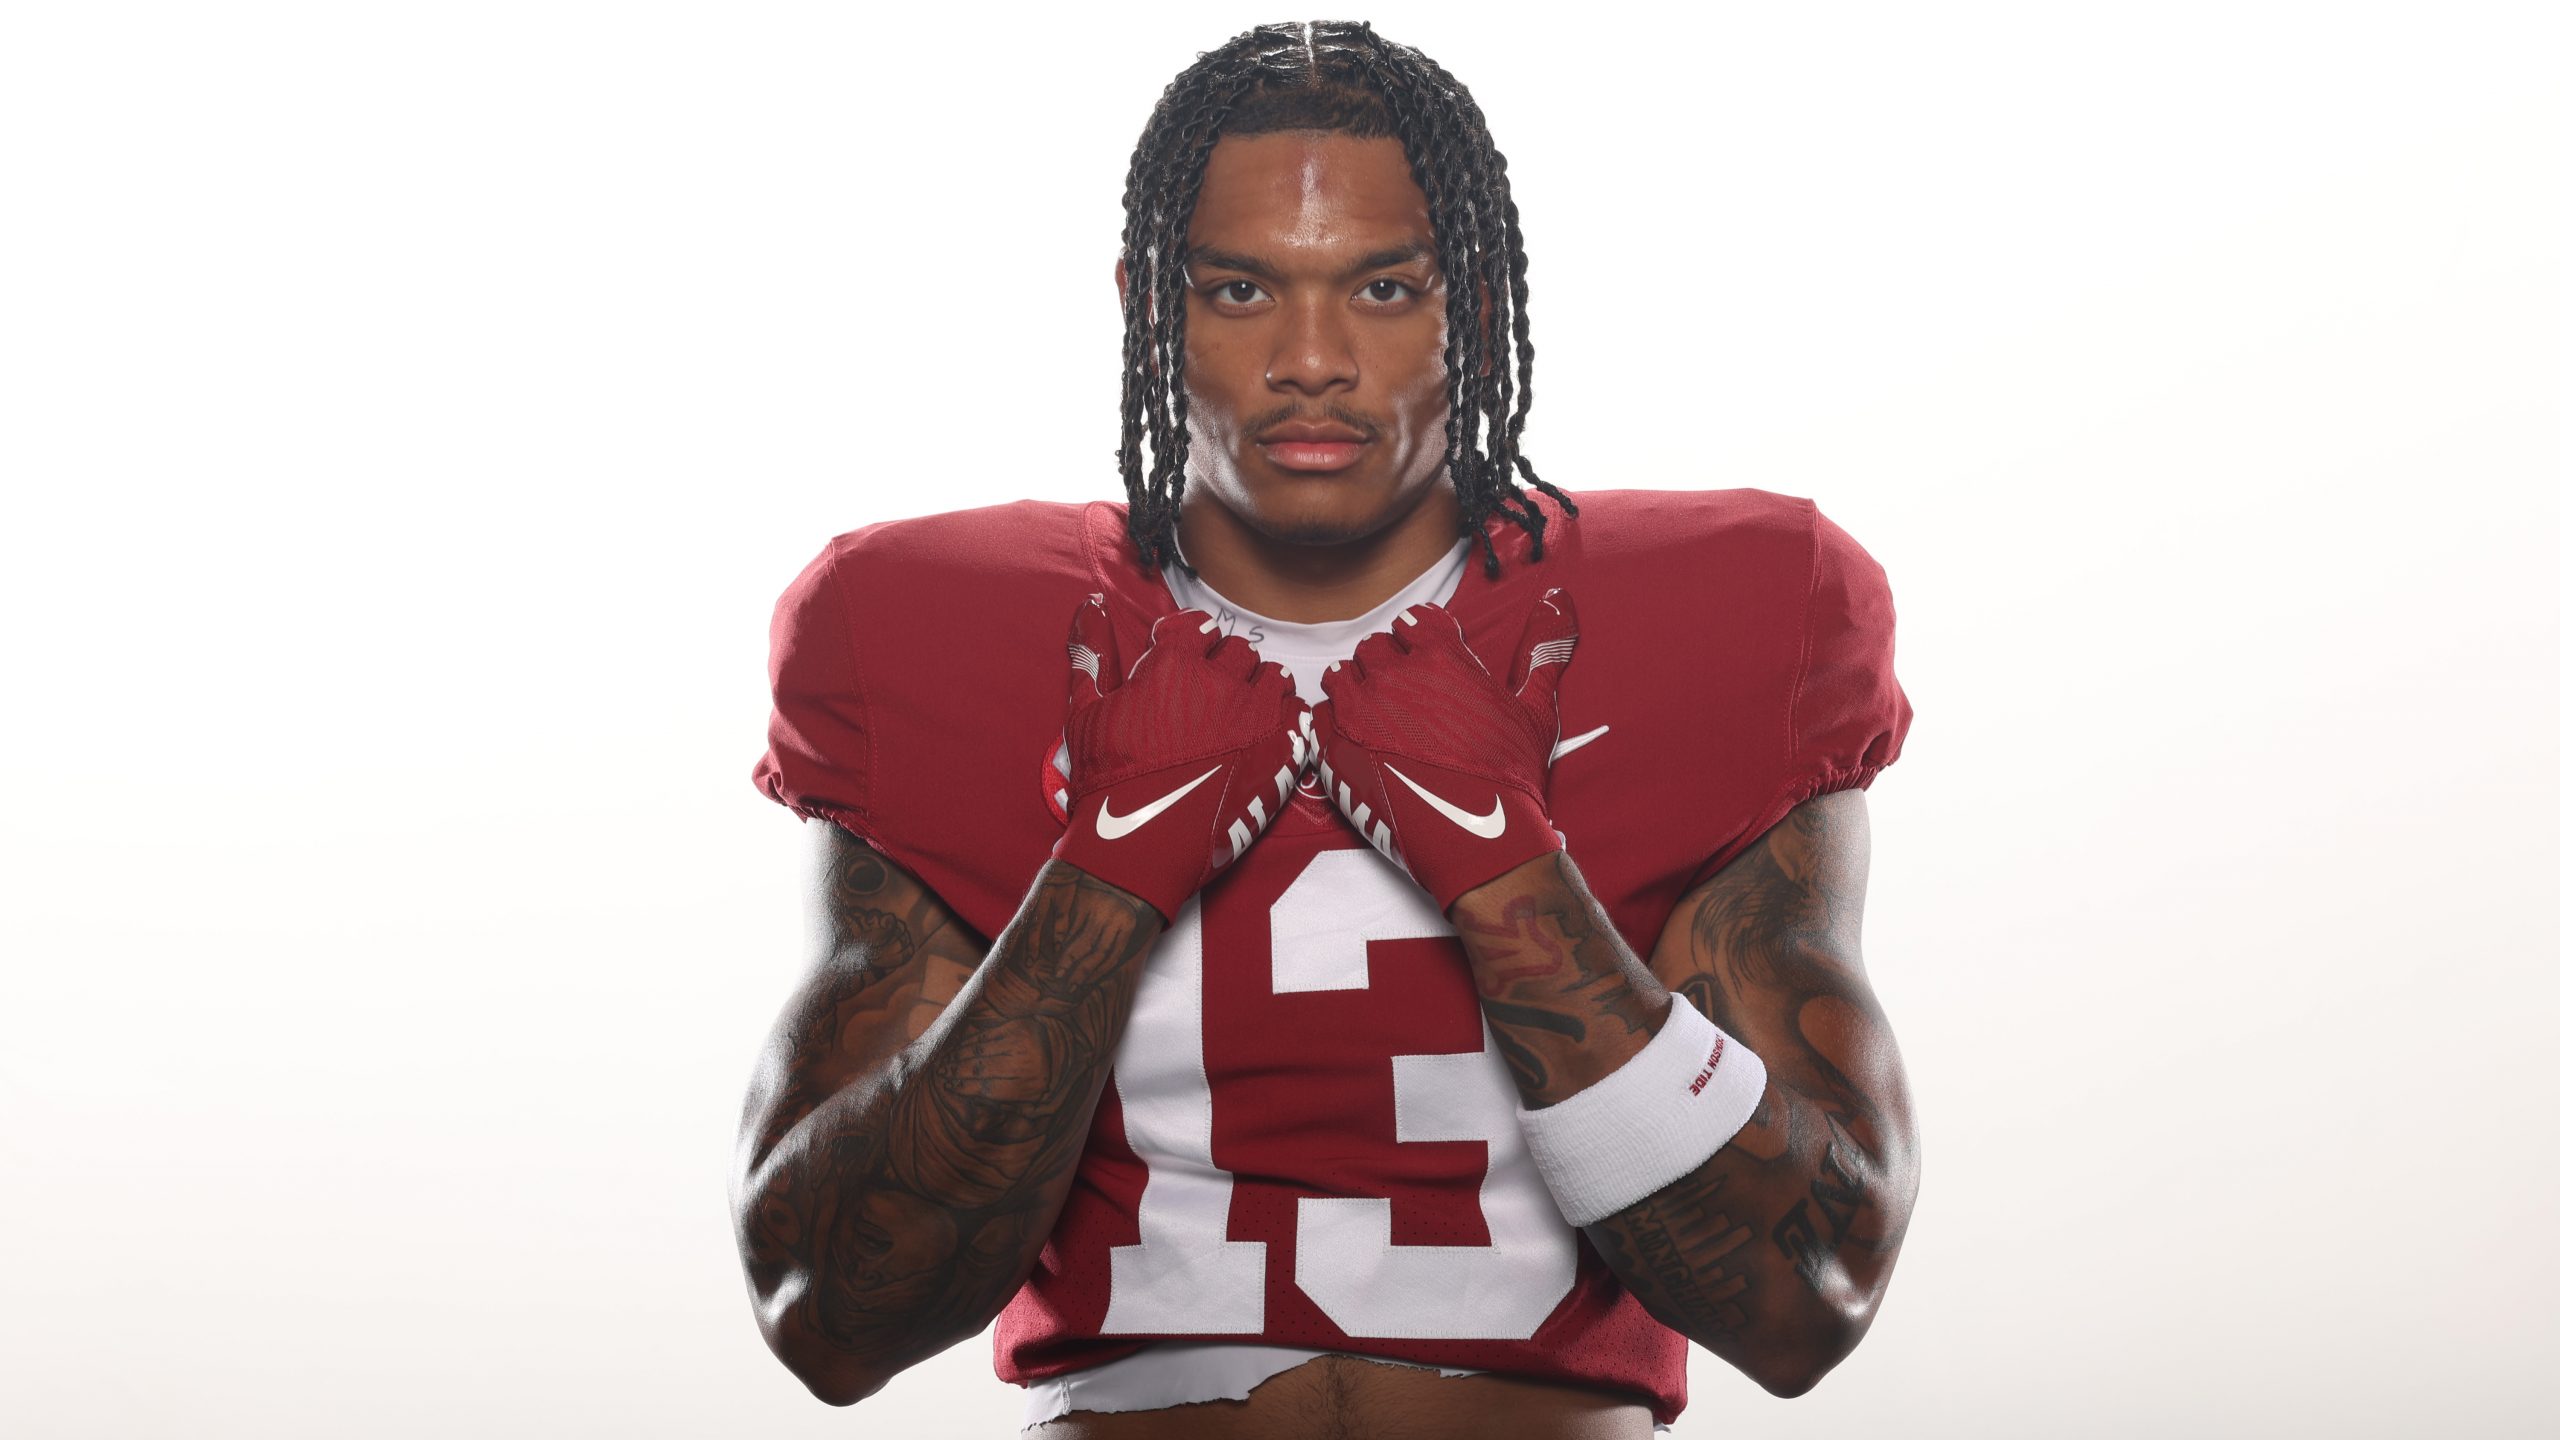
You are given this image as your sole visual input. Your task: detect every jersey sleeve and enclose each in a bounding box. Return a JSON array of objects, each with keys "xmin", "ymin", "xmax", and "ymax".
[
  {"xmin": 1787, "ymin": 503, "xmax": 1913, "ymax": 798},
  {"xmin": 750, "ymin": 537, "xmax": 883, "ymax": 847},
  {"xmin": 1686, "ymin": 501, "xmax": 1913, "ymax": 892}
]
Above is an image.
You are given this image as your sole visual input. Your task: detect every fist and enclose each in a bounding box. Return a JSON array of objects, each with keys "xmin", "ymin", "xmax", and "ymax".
[
  {"xmin": 1053, "ymin": 598, "xmax": 1315, "ymax": 920},
  {"xmin": 1314, "ymin": 590, "xmax": 1578, "ymax": 910}
]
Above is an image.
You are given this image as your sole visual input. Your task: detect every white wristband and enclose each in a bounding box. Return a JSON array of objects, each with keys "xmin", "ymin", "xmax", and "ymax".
[{"xmin": 1516, "ymin": 992, "xmax": 1768, "ymax": 1227}]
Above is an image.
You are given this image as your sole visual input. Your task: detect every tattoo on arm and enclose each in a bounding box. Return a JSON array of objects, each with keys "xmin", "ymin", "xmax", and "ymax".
[
  {"xmin": 1578, "ymin": 790, "xmax": 1917, "ymax": 1375},
  {"xmin": 1476, "ymin": 996, "xmax": 1576, "ymax": 1094},
  {"xmin": 745, "ymin": 839, "xmax": 973, "ymax": 1157},
  {"xmin": 1459, "ymin": 869, "xmax": 1671, "ymax": 1101},
  {"xmin": 734, "ymin": 830, "xmax": 1162, "ymax": 1386}
]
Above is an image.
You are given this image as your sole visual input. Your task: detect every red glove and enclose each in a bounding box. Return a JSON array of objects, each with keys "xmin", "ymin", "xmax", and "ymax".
[
  {"xmin": 1313, "ymin": 590, "xmax": 1578, "ymax": 911},
  {"xmin": 1053, "ymin": 598, "xmax": 1314, "ymax": 921}
]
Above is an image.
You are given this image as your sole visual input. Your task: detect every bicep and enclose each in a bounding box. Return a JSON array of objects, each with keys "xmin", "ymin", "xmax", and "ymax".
[
  {"xmin": 1648, "ymin": 788, "xmax": 1914, "ymax": 1148},
  {"xmin": 739, "ymin": 822, "xmax": 990, "ymax": 1166}
]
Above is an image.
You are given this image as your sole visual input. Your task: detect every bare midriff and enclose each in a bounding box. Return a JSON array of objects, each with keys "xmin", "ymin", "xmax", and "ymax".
[{"xmin": 1023, "ymin": 1354, "xmax": 1658, "ymax": 1440}]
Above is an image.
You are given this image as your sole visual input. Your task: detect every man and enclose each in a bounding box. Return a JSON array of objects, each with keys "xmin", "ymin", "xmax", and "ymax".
[{"xmin": 733, "ymin": 21, "xmax": 1918, "ymax": 1437}]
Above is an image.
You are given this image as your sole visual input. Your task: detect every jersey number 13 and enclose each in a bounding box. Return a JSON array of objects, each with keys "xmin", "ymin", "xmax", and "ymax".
[{"xmin": 1100, "ymin": 845, "xmax": 1580, "ymax": 1340}]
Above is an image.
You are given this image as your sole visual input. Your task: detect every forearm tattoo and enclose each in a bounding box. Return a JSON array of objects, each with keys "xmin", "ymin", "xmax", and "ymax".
[
  {"xmin": 1455, "ymin": 794, "xmax": 1916, "ymax": 1380},
  {"xmin": 1579, "ymin": 793, "xmax": 1917, "ymax": 1373},
  {"xmin": 734, "ymin": 835, "xmax": 1160, "ymax": 1384},
  {"xmin": 1460, "ymin": 880, "xmax": 1667, "ymax": 1099}
]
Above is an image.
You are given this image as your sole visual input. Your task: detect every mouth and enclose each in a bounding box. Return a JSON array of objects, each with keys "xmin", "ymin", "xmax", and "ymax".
[
  {"xmin": 1257, "ymin": 439, "xmax": 1369, "ymax": 473},
  {"xmin": 1254, "ymin": 420, "xmax": 1373, "ymax": 474}
]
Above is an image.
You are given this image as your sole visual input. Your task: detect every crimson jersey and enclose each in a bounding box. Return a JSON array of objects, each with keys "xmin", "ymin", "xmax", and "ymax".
[{"xmin": 753, "ymin": 488, "xmax": 1913, "ymax": 1426}]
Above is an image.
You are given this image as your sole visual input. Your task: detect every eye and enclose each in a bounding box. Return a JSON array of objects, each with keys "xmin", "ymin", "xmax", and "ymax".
[
  {"xmin": 1214, "ymin": 280, "xmax": 1265, "ymax": 304},
  {"xmin": 1360, "ymin": 278, "xmax": 1417, "ymax": 304}
]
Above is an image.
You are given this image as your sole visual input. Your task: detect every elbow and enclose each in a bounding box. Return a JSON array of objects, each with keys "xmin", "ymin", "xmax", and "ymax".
[
  {"xmin": 763, "ymin": 1315, "xmax": 893, "ymax": 1409},
  {"xmin": 740, "ymin": 1263, "xmax": 903, "ymax": 1409},
  {"xmin": 1739, "ymin": 1314, "xmax": 1856, "ymax": 1399},
  {"xmin": 757, "ymin": 1288, "xmax": 984, "ymax": 1409},
  {"xmin": 1733, "ymin": 1281, "xmax": 1887, "ymax": 1399},
  {"xmin": 731, "ymin": 1171, "xmax": 903, "ymax": 1407},
  {"xmin": 1743, "ymin": 1337, "xmax": 1848, "ymax": 1400},
  {"xmin": 797, "ymin": 1359, "xmax": 886, "ymax": 1410},
  {"xmin": 735, "ymin": 1227, "xmax": 980, "ymax": 1411},
  {"xmin": 1747, "ymin": 1136, "xmax": 1920, "ymax": 1397}
]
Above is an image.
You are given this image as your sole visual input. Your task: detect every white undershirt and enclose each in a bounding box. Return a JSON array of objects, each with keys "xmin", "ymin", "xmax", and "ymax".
[
  {"xmin": 1022, "ymin": 535, "xmax": 1663, "ymax": 1433},
  {"xmin": 1163, "ymin": 536, "xmax": 1473, "ymax": 707}
]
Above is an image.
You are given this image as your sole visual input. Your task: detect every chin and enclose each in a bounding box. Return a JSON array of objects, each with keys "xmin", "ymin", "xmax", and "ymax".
[
  {"xmin": 1241, "ymin": 497, "xmax": 1393, "ymax": 549},
  {"xmin": 1251, "ymin": 509, "xmax": 1377, "ymax": 547},
  {"xmin": 1230, "ymin": 472, "xmax": 1416, "ymax": 546}
]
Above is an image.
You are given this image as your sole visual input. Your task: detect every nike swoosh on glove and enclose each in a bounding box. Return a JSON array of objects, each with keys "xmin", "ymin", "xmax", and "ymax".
[
  {"xmin": 1053, "ymin": 597, "xmax": 1316, "ymax": 922},
  {"xmin": 1314, "ymin": 589, "xmax": 1578, "ymax": 912}
]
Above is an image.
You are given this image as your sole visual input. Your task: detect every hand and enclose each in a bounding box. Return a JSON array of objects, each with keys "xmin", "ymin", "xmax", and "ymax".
[
  {"xmin": 1053, "ymin": 598, "xmax": 1315, "ymax": 921},
  {"xmin": 1313, "ymin": 590, "xmax": 1579, "ymax": 911}
]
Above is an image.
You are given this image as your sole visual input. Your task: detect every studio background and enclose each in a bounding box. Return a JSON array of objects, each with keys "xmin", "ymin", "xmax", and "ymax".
[{"xmin": 4, "ymin": 3, "xmax": 2553, "ymax": 1435}]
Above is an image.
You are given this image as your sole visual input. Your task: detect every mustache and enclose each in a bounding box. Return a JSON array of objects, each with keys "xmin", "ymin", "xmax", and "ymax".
[{"xmin": 1246, "ymin": 403, "xmax": 1379, "ymax": 441}]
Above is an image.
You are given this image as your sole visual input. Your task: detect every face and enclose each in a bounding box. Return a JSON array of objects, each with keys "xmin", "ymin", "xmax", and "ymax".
[{"xmin": 1169, "ymin": 131, "xmax": 1453, "ymax": 549}]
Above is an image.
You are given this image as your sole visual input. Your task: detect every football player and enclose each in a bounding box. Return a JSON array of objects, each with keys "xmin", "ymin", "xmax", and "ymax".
[{"xmin": 733, "ymin": 21, "xmax": 1919, "ymax": 1437}]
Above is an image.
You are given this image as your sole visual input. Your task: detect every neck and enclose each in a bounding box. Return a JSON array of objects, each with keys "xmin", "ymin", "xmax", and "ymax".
[{"xmin": 1173, "ymin": 487, "xmax": 1467, "ymax": 623}]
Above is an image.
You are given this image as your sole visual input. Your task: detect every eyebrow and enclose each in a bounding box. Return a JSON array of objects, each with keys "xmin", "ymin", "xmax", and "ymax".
[{"xmin": 1185, "ymin": 241, "xmax": 1437, "ymax": 282}]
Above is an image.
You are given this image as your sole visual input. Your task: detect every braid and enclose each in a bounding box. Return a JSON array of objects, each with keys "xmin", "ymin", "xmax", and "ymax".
[
  {"xmin": 1119, "ymin": 48, "xmax": 1271, "ymax": 573},
  {"xmin": 1117, "ymin": 22, "xmax": 1572, "ymax": 579}
]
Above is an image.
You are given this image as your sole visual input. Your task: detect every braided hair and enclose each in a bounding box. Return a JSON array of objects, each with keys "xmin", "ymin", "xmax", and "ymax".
[{"xmin": 1117, "ymin": 20, "xmax": 1574, "ymax": 579}]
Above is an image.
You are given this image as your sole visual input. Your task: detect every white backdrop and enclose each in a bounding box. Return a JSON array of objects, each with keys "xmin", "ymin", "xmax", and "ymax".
[{"xmin": 4, "ymin": 3, "xmax": 2554, "ymax": 1435}]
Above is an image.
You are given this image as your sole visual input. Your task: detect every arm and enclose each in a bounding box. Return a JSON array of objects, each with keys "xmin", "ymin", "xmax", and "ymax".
[
  {"xmin": 733, "ymin": 593, "xmax": 1307, "ymax": 1406},
  {"xmin": 730, "ymin": 823, "xmax": 1162, "ymax": 1405},
  {"xmin": 1450, "ymin": 787, "xmax": 1919, "ymax": 1397}
]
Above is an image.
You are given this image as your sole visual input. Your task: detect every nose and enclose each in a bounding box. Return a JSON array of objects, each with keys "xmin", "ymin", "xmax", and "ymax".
[{"xmin": 1264, "ymin": 296, "xmax": 1357, "ymax": 396}]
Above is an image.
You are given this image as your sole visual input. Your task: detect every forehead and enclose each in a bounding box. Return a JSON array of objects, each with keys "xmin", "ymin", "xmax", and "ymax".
[{"xmin": 1187, "ymin": 131, "xmax": 1435, "ymax": 266}]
